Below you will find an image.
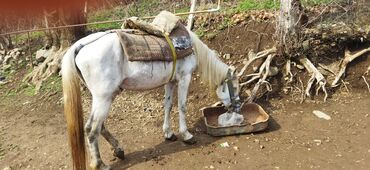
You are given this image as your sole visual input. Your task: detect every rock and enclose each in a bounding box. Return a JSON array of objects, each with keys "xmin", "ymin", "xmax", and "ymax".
[
  {"xmin": 223, "ymin": 53, "xmax": 231, "ymax": 60},
  {"xmin": 35, "ymin": 49, "xmax": 50, "ymax": 63},
  {"xmin": 3, "ymin": 64, "xmax": 12, "ymax": 71},
  {"xmin": 312, "ymin": 110, "xmax": 331, "ymax": 120},
  {"xmin": 3, "ymin": 166, "xmax": 12, "ymax": 170},
  {"xmin": 3, "ymin": 55, "xmax": 13, "ymax": 64},
  {"xmin": 313, "ymin": 139, "xmax": 322, "ymax": 145},
  {"xmin": 220, "ymin": 142, "xmax": 229, "ymax": 148},
  {"xmin": 0, "ymin": 81, "xmax": 9, "ymax": 85},
  {"xmin": 268, "ymin": 66, "xmax": 279, "ymax": 76},
  {"xmin": 296, "ymin": 64, "xmax": 305, "ymax": 70}
]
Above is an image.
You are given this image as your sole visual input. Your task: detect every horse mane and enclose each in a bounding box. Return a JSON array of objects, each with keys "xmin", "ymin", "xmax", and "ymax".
[{"xmin": 189, "ymin": 31, "xmax": 229, "ymax": 90}]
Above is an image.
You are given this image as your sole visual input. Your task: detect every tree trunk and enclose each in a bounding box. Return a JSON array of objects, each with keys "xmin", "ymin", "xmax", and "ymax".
[
  {"xmin": 276, "ymin": 0, "xmax": 306, "ymax": 56},
  {"xmin": 277, "ymin": 0, "xmax": 328, "ymax": 101},
  {"xmin": 0, "ymin": 35, "xmax": 13, "ymax": 51},
  {"xmin": 0, "ymin": 17, "xmax": 13, "ymax": 51},
  {"xmin": 25, "ymin": 3, "xmax": 86, "ymax": 92}
]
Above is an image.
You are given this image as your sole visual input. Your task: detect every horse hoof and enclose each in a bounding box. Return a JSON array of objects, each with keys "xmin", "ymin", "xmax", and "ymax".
[
  {"xmin": 165, "ymin": 134, "xmax": 178, "ymax": 141},
  {"xmin": 113, "ymin": 148, "xmax": 125, "ymax": 160},
  {"xmin": 183, "ymin": 137, "xmax": 197, "ymax": 145}
]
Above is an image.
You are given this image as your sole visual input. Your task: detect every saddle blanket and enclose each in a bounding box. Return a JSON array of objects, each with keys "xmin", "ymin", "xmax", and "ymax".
[{"xmin": 116, "ymin": 24, "xmax": 193, "ymax": 62}]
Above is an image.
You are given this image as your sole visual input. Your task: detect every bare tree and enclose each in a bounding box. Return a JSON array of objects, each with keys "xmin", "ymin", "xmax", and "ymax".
[
  {"xmin": 239, "ymin": 0, "xmax": 328, "ymax": 102},
  {"xmin": 25, "ymin": 2, "xmax": 87, "ymax": 91},
  {"xmin": 0, "ymin": 16, "xmax": 14, "ymax": 51}
]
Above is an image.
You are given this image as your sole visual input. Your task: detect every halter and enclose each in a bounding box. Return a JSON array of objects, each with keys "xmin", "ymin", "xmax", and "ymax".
[{"xmin": 225, "ymin": 69, "xmax": 241, "ymax": 113}]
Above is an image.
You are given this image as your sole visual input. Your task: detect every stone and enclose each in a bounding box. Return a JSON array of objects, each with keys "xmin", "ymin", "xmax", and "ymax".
[
  {"xmin": 3, "ymin": 55, "xmax": 12, "ymax": 64},
  {"xmin": 3, "ymin": 166, "xmax": 12, "ymax": 170},
  {"xmin": 3, "ymin": 64, "xmax": 11, "ymax": 71},
  {"xmin": 35, "ymin": 49, "xmax": 50, "ymax": 63},
  {"xmin": 296, "ymin": 64, "xmax": 305, "ymax": 70},
  {"xmin": 312, "ymin": 110, "xmax": 331, "ymax": 120},
  {"xmin": 223, "ymin": 53, "xmax": 231, "ymax": 60}
]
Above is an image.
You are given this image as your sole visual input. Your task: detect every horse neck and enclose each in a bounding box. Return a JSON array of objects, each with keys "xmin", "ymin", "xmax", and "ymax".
[{"xmin": 191, "ymin": 34, "xmax": 229, "ymax": 89}]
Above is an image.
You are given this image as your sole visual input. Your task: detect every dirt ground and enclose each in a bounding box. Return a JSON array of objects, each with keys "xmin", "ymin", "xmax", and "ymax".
[{"xmin": 1, "ymin": 22, "xmax": 370, "ymax": 170}]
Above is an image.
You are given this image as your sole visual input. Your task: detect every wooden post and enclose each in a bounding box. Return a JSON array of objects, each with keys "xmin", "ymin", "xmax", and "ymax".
[{"xmin": 187, "ymin": 0, "xmax": 197, "ymax": 30}]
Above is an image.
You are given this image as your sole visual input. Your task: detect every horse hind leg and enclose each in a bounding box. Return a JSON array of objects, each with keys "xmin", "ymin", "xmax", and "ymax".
[
  {"xmin": 163, "ymin": 82, "xmax": 177, "ymax": 141},
  {"xmin": 101, "ymin": 124, "xmax": 125, "ymax": 159},
  {"xmin": 85, "ymin": 96, "xmax": 113, "ymax": 170},
  {"xmin": 177, "ymin": 74, "xmax": 196, "ymax": 144}
]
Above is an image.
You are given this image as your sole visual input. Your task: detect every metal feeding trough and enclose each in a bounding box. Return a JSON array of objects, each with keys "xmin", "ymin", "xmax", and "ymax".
[{"xmin": 202, "ymin": 103, "xmax": 269, "ymax": 136}]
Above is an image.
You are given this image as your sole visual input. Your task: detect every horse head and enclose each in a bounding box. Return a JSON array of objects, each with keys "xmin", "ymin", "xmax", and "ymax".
[{"xmin": 216, "ymin": 67, "xmax": 241, "ymax": 112}]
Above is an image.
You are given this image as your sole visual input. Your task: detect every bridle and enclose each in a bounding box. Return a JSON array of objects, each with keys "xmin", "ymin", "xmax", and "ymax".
[{"xmin": 224, "ymin": 69, "xmax": 241, "ymax": 113}]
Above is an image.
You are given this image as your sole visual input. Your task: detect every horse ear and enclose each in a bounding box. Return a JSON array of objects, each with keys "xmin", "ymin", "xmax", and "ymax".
[
  {"xmin": 229, "ymin": 66, "xmax": 240, "ymax": 77},
  {"xmin": 229, "ymin": 66, "xmax": 236, "ymax": 73}
]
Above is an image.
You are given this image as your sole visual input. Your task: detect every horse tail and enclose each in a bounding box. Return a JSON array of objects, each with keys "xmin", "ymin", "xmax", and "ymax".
[{"xmin": 61, "ymin": 44, "xmax": 86, "ymax": 170}]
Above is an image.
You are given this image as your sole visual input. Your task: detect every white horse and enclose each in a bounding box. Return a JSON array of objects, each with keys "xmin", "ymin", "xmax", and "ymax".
[{"xmin": 62, "ymin": 29, "xmax": 240, "ymax": 170}]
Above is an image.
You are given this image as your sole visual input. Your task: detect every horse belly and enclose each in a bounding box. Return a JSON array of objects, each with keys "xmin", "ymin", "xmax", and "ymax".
[{"xmin": 122, "ymin": 62, "xmax": 172, "ymax": 90}]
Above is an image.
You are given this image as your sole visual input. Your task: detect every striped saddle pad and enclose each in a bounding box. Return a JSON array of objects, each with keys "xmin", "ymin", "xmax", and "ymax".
[{"xmin": 116, "ymin": 24, "xmax": 193, "ymax": 62}]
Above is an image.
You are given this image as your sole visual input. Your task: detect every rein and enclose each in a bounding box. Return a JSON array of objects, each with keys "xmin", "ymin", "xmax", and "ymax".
[{"xmin": 74, "ymin": 30, "xmax": 115, "ymax": 55}]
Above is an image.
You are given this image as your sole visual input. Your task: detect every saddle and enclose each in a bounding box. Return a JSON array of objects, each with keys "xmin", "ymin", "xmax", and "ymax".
[{"xmin": 116, "ymin": 12, "xmax": 193, "ymax": 62}]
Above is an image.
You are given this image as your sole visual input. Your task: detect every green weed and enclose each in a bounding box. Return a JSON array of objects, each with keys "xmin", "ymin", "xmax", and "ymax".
[
  {"xmin": 87, "ymin": 0, "xmax": 191, "ymax": 31},
  {"xmin": 40, "ymin": 75, "xmax": 62, "ymax": 93},
  {"xmin": 302, "ymin": 0, "xmax": 333, "ymax": 6},
  {"xmin": 195, "ymin": 27, "xmax": 206, "ymax": 38},
  {"xmin": 13, "ymin": 31, "xmax": 45, "ymax": 43},
  {"xmin": 237, "ymin": 0, "xmax": 280, "ymax": 12},
  {"xmin": 22, "ymin": 84, "xmax": 36, "ymax": 96}
]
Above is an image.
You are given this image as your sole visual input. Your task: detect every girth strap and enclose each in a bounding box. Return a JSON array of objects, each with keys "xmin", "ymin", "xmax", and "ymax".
[{"xmin": 162, "ymin": 31, "xmax": 177, "ymax": 81}]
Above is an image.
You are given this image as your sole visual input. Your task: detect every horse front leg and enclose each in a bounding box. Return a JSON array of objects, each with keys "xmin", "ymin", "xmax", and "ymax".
[
  {"xmin": 177, "ymin": 74, "xmax": 196, "ymax": 144},
  {"xmin": 85, "ymin": 96, "xmax": 112, "ymax": 170},
  {"xmin": 101, "ymin": 124, "xmax": 125, "ymax": 159},
  {"xmin": 163, "ymin": 82, "xmax": 177, "ymax": 141}
]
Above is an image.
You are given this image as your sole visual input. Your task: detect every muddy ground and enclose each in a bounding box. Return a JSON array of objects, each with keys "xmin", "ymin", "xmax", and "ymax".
[{"xmin": 1, "ymin": 22, "xmax": 370, "ymax": 170}]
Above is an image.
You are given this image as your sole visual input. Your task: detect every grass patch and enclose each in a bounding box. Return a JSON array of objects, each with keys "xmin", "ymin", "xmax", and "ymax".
[
  {"xmin": 237, "ymin": 0, "xmax": 280, "ymax": 12},
  {"xmin": 40, "ymin": 75, "xmax": 62, "ymax": 93},
  {"xmin": 22, "ymin": 83, "xmax": 37, "ymax": 96},
  {"xmin": 87, "ymin": 0, "xmax": 162, "ymax": 31},
  {"xmin": 13, "ymin": 31, "xmax": 45, "ymax": 43},
  {"xmin": 195, "ymin": 27, "xmax": 206, "ymax": 38},
  {"xmin": 87, "ymin": 7, "xmax": 123, "ymax": 31},
  {"xmin": 87, "ymin": 0, "xmax": 191, "ymax": 31},
  {"xmin": 302, "ymin": 0, "xmax": 333, "ymax": 6}
]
